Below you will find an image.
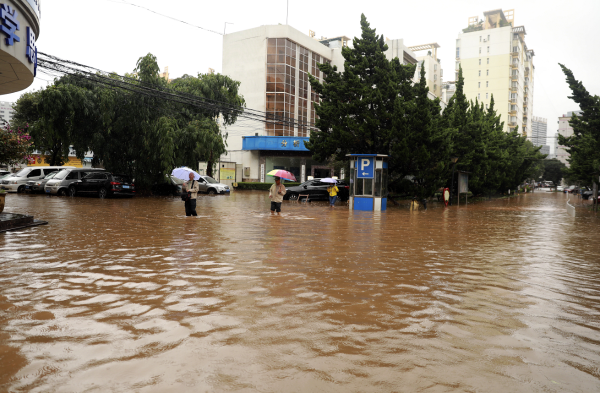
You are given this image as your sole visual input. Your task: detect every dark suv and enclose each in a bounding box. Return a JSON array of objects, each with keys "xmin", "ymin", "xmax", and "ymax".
[
  {"xmin": 69, "ymin": 172, "xmax": 135, "ymax": 198},
  {"xmin": 284, "ymin": 179, "xmax": 350, "ymax": 202}
]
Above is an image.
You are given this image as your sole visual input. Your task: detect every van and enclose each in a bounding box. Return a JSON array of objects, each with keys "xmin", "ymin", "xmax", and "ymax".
[
  {"xmin": 44, "ymin": 168, "xmax": 105, "ymax": 196},
  {"xmin": 0, "ymin": 166, "xmax": 75, "ymax": 193}
]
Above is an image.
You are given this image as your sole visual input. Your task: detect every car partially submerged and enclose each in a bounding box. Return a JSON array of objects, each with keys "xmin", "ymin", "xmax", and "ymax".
[{"xmin": 284, "ymin": 179, "xmax": 350, "ymax": 202}]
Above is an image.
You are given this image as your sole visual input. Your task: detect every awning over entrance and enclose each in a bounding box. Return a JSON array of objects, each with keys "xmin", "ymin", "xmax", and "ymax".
[{"xmin": 242, "ymin": 136, "xmax": 309, "ymax": 152}]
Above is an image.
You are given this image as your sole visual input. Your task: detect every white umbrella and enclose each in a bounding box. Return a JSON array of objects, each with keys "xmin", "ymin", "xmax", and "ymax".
[
  {"xmin": 320, "ymin": 178, "xmax": 337, "ymax": 183},
  {"xmin": 171, "ymin": 167, "xmax": 201, "ymax": 181}
]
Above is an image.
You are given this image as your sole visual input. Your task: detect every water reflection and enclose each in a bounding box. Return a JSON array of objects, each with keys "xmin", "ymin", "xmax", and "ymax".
[{"xmin": 0, "ymin": 192, "xmax": 599, "ymax": 391}]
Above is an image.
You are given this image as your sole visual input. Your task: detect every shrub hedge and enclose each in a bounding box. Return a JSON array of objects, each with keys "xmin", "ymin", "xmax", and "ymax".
[{"xmin": 234, "ymin": 182, "xmax": 301, "ymax": 190}]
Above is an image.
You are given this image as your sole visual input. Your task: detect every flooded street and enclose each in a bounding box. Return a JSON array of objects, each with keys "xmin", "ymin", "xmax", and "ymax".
[{"xmin": 1, "ymin": 191, "xmax": 599, "ymax": 392}]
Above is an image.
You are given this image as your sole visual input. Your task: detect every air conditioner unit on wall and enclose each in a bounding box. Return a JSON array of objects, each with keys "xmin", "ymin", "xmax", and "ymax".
[{"xmin": 483, "ymin": 38, "xmax": 487, "ymax": 42}]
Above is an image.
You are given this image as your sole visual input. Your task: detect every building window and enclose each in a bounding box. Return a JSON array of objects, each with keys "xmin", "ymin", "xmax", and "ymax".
[
  {"xmin": 434, "ymin": 84, "xmax": 437, "ymax": 91},
  {"xmin": 479, "ymin": 59, "xmax": 481, "ymax": 66},
  {"xmin": 479, "ymin": 47, "xmax": 481, "ymax": 54},
  {"xmin": 486, "ymin": 70, "xmax": 489, "ymax": 76},
  {"xmin": 486, "ymin": 93, "xmax": 489, "ymax": 99},
  {"xmin": 434, "ymin": 64, "xmax": 437, "ymax": 71},
  {"xmin": 478, "ymin": 70, "xmax": 481, "ymax": 77},
  {"xmin": 486, "ymin": 104, "xmax": 488, "ymax": 109},
  {"xmin": 513, "ymin": 46, "xmax": 518, "ymax": 53},
  {"xmin": 266, "ymin": 38, "xmax": 297, "ymax": 137},
  {"xmin": 486, "ymin": 81, "xmax": 488, "ymax": 88},
  {"xmin": 478, "ymin": 82, "xmax": 481, "ymax": 88},
  {"xmin": 487, "ymin": 46, "xmax": 490, "ymax": 53},
  {"xmin": 479, "ymin": 36, "xmax": 482, "ymax": 42},
  {"xmin": 478, "ymin": 93, "xmax": 481, "ymax": 100},
  {"xmin": 487, "ymin": 58, "xmax": 489, "ymax": 64},
  {"xmin": 487, "ymin": 35, "xmax": 490, "ymax": 41},
  {"xmin": 456, "ymin": 47, "xmax": 460, "ymax": 58},
  {"xmin": 434, "ymin": 74, "xmax": 437, "ymax": 81}
]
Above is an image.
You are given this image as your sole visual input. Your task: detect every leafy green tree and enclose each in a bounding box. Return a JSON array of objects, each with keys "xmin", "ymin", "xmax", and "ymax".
[
  {"xmin": 542, "ymin": 159, "xmax": 566, "ymax": 186},
  {"xmin": 11, "ymin": 53, "xmax": 245, "ymax": 192},
  {"xmin": 12, "ymin": 85, "xmax": 91, "ymax": 166},
  {"xmin": 392, "ymin": 66, "xmax": 452, "ymax": 198},
  {"xmin": 557, "ymin": 64, "xmax": 600, "ymax": 187},
  {"xmin": 308, "ymin": 14, "xmax": 452, "ymax": 198},
  {"xmin": 306, "ymin": 14, "xmax": 403, "ymax": 162}
]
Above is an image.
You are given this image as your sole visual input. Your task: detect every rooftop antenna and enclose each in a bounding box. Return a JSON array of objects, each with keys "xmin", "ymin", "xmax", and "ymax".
[{"xmin": 286, "ymin": 0, "xmax": 289, "ymax": 25}]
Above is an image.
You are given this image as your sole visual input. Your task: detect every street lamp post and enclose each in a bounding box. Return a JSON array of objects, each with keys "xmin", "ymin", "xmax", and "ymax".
[{"xmin": 449, "ymin": 157, "xmax": 459, "ymax": 206}]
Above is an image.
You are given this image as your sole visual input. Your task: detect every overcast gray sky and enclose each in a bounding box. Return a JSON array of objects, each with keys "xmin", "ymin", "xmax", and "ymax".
[{"xmin": 6, "ymin": 0, "xmax": 600, "ymax": 153}]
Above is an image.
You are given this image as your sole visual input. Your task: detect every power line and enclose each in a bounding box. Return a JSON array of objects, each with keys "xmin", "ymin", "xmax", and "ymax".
[
  {"xmin": 36, "ymin": 52, "xmax": 317, "ymax": 132},
  {"xmin": 110, "ymin": 0, "xmax": 223, "ymax": 36}
]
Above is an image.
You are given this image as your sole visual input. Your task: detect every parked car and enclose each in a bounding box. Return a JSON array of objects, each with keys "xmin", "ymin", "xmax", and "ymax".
[
  {"xmin": 582, "ymin": 188, "xmax": 596, "ymax": 200},
  {"xmin": 564, "ymin": 185, "xmax": 576, "ymax": 193},
  {"xmin": 0, "ymin": 166, "xmax": 74, "ymax": 193},
  {"xmin": 197, "ymin": 176, "xmax": 230, "ymax": 195},
  {"xmin": 69, "ymin": 172, "xmax": 135, "ymax": 198},
  {"xmin": 556, "ymin": 186, "xmax": 564, "ymax": 192},
  {"xmin": 284, "ymin": 179, "xmax": 350, "ymax": 202},
  {"xmin": 45, "ymin": 168, "xmax": 106, "ymax": 196},
  {"xmin": 26, "ymin": 171, "xmax": 59, "ymax": 193}
]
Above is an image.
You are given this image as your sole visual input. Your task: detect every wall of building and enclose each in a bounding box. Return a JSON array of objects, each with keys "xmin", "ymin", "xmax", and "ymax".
[
  {"xmin": 556, "ymin": 111, "xmax": 582, "ymax": 166},
  {"xmin": 0, "ymin": 101, "xmax": 15, "ymax": 126},
  {"xmin": 458, "ymin": 26, "xmax": 517, "ymax": 131},
  {"xmin": 0, "ymin": 0, "xmax": 40, "ymax": 95}
]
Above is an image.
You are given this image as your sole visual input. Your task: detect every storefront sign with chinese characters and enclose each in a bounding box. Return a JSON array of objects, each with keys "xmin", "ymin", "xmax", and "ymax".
[{"xmin": 0, "ymin": 3, "xmax": 37, "ymax": 76}]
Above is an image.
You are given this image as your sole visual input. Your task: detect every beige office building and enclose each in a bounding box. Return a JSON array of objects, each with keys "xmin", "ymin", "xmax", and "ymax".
[
  {"xmin": 221, "ymin": 25, "xmax": 438, "ymax": 183},
  {"xmin": 455, "ymin": 9, "xmax": 535, "ymax": 135}
]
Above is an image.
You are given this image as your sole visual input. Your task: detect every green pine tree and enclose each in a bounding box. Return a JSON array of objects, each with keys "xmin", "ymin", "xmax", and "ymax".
[{"xmin": 557, "ymin": 64, "xmax": 600, "ymax": 187}]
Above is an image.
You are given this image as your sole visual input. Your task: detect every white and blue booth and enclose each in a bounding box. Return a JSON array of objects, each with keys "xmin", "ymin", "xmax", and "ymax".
[{"xmin": 347, "ymin": 154, "xmax": 388, "ymax": 211}]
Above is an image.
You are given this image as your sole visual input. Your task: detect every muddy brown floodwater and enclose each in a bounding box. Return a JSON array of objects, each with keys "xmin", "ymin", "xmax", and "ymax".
[{"xmin": 1, "ymin": 191, "xmax": 599, "ymax": 392}]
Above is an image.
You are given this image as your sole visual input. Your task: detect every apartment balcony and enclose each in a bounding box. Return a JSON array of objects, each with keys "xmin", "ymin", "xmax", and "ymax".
[
  {"xmin": 510, "ymin": 62, "xmax": 518, "ymax": 69},
  {"xmin": 509, "ymin": 109, "xmax": 517, "ymax": 116},
  {"xmin": 510, "ymin": 85, "xmax": 519, "ymax": 92},
  {"xmin": 523, "ymin": 100, "xmax": 528, "ymax": 108},
  {"xmin": 511, "ymin": 73, "xmax": 519, "ymax": 81},
  {"xmin": 508, "ymin": 122, "xmax": 517, "ymax": 128},
  {"xmin": 509, "ymin": 98, "xmax": 517, "ymax": 105}
]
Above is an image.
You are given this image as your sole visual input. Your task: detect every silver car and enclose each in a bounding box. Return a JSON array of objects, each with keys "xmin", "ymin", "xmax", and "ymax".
[
  {"xmin": 0, "ymin": 166, "xmax": 72, "ymax": 193},
  {"xmin": 26, "ymin": 171, "xmax": 59, "ymax": 193},
  {"xmin": 197, "ymin": 176, "xmax": 230, "ymax": 195},
  {"xmin": 45, "ymin": 168, "xmax": 105, "ymax": 196}
]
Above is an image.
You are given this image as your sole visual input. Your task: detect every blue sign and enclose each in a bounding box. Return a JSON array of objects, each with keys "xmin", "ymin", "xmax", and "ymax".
[
  {"xmin": 26, "ymin": 26, "xmax": 36, "ymax": 76},
  {"xmin": 356, "ymin": 157, "xmax": 374, "ymax": 179},
  {"xmin": 0, "ymin": 4, "xmax": 20, "ymax": 46},
  {"xmin": 242, "ymin": 136, "xmax": 309, "ymax": 152}
]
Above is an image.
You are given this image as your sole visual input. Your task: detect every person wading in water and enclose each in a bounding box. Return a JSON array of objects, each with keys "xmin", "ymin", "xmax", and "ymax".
[
  {"xmin": 269, "ymin": 177, "xmax": 286, "ymax": 215},
  {"xmin": 182, "ymin": 172, "xmax": 200, "ymax": 216}
]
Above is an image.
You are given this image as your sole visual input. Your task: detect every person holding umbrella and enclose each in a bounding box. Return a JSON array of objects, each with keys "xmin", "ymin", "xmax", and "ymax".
[
  {"xmin": 322, "ymin": 178, "xmax": 339, "ymax": 208},
  {"xmin": 266, "ymin": 169, "xmax": 295, "ymax": 215},
  {"xmin": 183, "ymin": 172, "xmax": 200, "ymax": 216},
  {"xmin": 172, "ymin": 167, "xmax": 201, "ymax": 217},
  {"xmin": 269, "ymin": 176, "xmax": 286, "ymax": 215}
]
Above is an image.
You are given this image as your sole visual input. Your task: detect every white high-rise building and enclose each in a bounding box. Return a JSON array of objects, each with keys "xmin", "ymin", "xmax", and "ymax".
[
  {"xmin": 455, "ymin": 9, "xmax": 535, "ymax": 136},
  {"xmin": 531, "ymin": 116, "xmax": 549, "ymax": 155},
  {"xmin": 0, "ymin": 101, "xmax": 15, "ymax": 127}
]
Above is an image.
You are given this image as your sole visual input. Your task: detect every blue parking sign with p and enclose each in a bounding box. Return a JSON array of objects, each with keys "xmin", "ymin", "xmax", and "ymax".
[{"xmin": 357, "ymin": 157, "xmax": 374, "ymax": 179}]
